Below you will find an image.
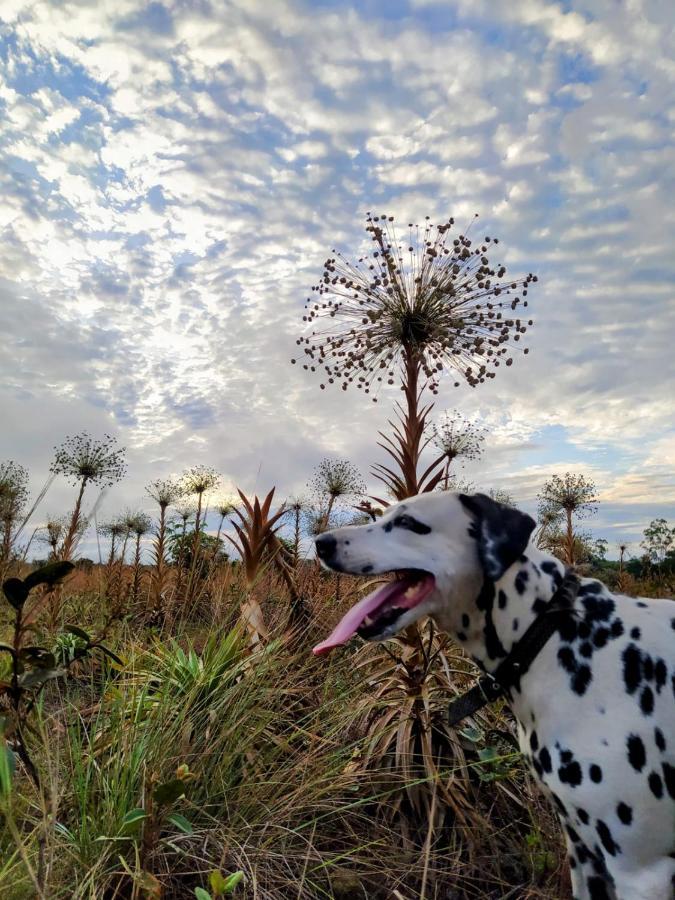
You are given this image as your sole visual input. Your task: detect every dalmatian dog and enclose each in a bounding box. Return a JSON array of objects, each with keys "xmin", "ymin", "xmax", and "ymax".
[{"xmin": 313, "ymin": 491, "xmax": 675, "ymax": 900}]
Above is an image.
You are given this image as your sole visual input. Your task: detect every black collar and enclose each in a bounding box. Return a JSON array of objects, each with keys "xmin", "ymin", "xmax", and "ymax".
[{"xmin": 447, "ymin": 569, "xmax": 580, "ymax": 727}]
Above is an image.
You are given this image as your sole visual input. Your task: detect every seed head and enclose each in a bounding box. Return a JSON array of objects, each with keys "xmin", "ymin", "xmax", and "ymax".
[
  {"xmin": 293, "ymin": 213, "xmax": 537, "ymax": 399},
  {"xmin": 50, "ymin": 433, "xmax": 127, "ymax": 487}
]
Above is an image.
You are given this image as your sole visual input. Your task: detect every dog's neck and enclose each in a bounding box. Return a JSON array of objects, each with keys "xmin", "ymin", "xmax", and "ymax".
[{"xmin": 448, "ymin": 546, "xmax": 567, "ymax": 675}]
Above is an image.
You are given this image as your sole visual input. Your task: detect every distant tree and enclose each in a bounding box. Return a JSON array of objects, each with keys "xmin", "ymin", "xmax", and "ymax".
[
  {"xmin": 641, "ymin": 518, "xmax": 674, "ymax": 567},
  {"xmin": 0, "ymin": 461, "xmax": 29, "ymax": 564},
  {"xmin": 537, "ymin": 473, "xmax": 598, "ymax": 565}
]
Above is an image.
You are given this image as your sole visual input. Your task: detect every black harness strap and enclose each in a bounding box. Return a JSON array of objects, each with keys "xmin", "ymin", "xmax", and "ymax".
[{"xmin": 447, "ymin": 570, "xmax": 580, "ymax": 727}]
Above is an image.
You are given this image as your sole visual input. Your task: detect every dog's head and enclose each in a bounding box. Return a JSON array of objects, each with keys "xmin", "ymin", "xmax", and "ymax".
[{"xmin": 313, "ymin": 491, "xmax": 536, "ymax": 654}]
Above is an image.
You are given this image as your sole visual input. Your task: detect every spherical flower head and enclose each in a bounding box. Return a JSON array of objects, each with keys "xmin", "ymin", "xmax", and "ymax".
[
  {"xmin": 173, "ymin": 500, "xmax": 197, "ymax": 524},
  {"xmin": 130, "ymin": 512, "xmax": 152, "ymax": 537},
  {"xmin": 50, "ymin": 433, "xmax": 127, "ymax": 487},
  {"xmin": 146, "ymin": 477, "xmax": 184, "ymax": 509},
  {"xmin": 433, "ymin": 410, "xmax": 486, "ymax": 462},
  {"xmin": 537, "ymin": 473, "xmax": 598, "ymax": 521},
  {"xmin": 293, "ymin": 213, "xmax": 537, "ymax": 400},
  {"xmin": 310, "ymin": 458, "xmax": 366, "ymax": 501},
  {"xmin": 99, "ymin": 519, "xmax": 127, "ymax": 539},
  {"xmin": 180, "ymin": 465, "xmax": 221, "ymax": 497}
]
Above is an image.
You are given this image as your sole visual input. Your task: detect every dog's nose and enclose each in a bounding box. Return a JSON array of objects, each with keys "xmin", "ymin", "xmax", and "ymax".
[{"xmin": 315, "ymin": 533, "xmax": 337, "ymax": 562}]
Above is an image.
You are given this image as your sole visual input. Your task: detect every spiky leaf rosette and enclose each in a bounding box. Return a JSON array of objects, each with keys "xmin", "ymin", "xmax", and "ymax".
[
  {"xmin": 50, "ymin": 433, "xmax": 127, "ymax": 487},
  {"xmin": 293, "ymin": 213, "xmax": 537, "ymax": 399}
]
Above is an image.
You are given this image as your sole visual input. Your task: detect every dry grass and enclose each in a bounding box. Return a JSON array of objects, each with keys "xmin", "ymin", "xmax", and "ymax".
[{"xmin": 0, "ymin": 561, "xmax": 571, "ymax": 899}]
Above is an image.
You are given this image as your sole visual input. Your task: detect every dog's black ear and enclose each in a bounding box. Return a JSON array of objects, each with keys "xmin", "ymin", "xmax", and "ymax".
[{"xmin": 459, "ymin": 493, "xmax": 536, "ymax": 581}]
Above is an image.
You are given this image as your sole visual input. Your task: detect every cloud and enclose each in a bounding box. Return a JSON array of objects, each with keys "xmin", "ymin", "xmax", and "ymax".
[{"xmin": 1, "ymin": 0, "xmax": 674, "ymax": 560}]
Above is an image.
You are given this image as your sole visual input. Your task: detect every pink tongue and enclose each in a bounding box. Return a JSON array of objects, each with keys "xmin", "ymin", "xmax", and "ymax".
[{"xmin": 312, "ymin": 575, "xmax": 434, "ymax": 655}]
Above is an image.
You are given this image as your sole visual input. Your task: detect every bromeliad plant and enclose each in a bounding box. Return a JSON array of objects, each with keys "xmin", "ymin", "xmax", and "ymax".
[
  {"xmin": 226, "ymin": 489, "xmax": 307, "ymax": 641},
  {"xmin": 0, "ymin": 561, "xmax": 121, "ymax": 791}
]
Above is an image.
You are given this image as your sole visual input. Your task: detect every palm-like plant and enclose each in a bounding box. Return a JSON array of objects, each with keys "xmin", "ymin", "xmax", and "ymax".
[
  {"xmin": 128, "ymin": 512, "xmax": 152, "ymax": 605},
  {"xmin": 50, "ymin": 433, "xmax": 126, "ymax": 560},
  {"xmin": 537, "ymin": 473, "xmax": 598, "ymax": 565},
  {"xmin": 295, "ymin": 213, "xmax": 537, "ymax": 499},
  {"xmin": 146, "ymin": 478, "xmax": 184, "ymax": 613}
]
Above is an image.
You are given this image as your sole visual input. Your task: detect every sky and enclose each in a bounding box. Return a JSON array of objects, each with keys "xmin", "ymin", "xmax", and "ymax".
[{"xmin": 1, "ymin": 0, "xmax": 674, "ymax": 560}]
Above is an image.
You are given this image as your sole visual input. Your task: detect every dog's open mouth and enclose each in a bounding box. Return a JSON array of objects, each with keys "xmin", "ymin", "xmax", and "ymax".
[{"xmin": 312, "ymin": 570, "xmax": 436, "ymax": 655}]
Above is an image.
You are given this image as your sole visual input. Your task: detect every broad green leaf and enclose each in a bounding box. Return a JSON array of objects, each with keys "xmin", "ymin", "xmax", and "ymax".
[
  {"xmin": 167, "ymin": 812, "xmax": 193, "ymax": 835},
  {"xmin": 23, "ymin": 561, "xmax": 74, "ymax": 590},
  {"xmin": 153, "ymin": 778, "xmax": 186, "ymax": 806},
  {"xmin": 194, "ymin": 889, "xmax": 212, "ymax": 900},
  {"xmin": 223, "ymin": 872, "xmax": 244, "ymax": 893},
  {"xmin": 64, "ymin": 625, "xmax": 91, "ymax": 643},
  {"xmin": 3, "ymin": 578, "xmax": 28, "ymax": 610},
  {"xmin": 120, "ymin": 808, "xmax": 148, "ymax": 832},
  {"xmin": 209, "ymin": 871, "xmax": 228, "ymax": 895}
]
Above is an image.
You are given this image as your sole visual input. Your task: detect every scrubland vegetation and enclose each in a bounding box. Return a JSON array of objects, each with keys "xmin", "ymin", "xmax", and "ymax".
[{"xmin": 1, "ymin": 216, "xmax": 673, "ymax": 898}]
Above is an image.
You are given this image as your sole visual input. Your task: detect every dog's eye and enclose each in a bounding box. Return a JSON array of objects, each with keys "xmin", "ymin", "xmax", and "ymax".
[{"xmin": 392, "ymin": 514, "xmax": 432, "ymax": 535}]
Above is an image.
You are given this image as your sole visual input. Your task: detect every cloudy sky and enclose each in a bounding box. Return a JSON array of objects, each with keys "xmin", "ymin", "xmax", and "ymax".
[{"xmin": 1, "ymin": 0, "xmax": 674, "ymax": 559}]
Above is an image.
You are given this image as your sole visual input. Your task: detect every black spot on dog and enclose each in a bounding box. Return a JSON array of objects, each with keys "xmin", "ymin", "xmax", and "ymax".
[
  {"xmin": 587, "ymin": 876, "xmax": 611, "ymax": 900},
  {"xmin": 622, "ymin": 644, "xmax": 642, "ymax": 695},
  {"xmin": 532, "ymin": 597, "xmax": 548, "ymax": 614},
  {"xmin": 580, "ymin": 641, "xmax": 593, "ymax": 658},
  {"xmin": 512, "ymin": 617, "xmax": 519, "ymax": 631},
  {"xmin": 529, "ymin": 731, "xmax": 539, "ymax": 752},
  {"xmin": 566, "ymin": 824, "xmax": 581, "ymax": 844},
  {"xmin": 559, "ymin": 760, "xmax": 583, "ymax": 787},
  {"xmin": 457, "ymin": 631, "xmax": 467, "ymax": 642},
  {"xmin": 595, "ymin": 820, "xmax": 620, "ymax": 856},
  {"xmin": 591, "ymin": 628, "xmax": 608, "ymax": 649},
  {"xmin": 648, "ymin": 770, "xmax": 663, "ymax": 799},
  {"xmin": 627, "ymin": 734, "xmax": 646, "ymax": 771},
  {"xmin": 655, "ymin": 727, "xmax": 666, "ymax": 752},
  {"xmin": 497, "ymin": 589, "xmax": 507, "ymax": 609},
  {"xmin": 515, "ymin": 569, "xmax": 529, "ymax": 594},
  {"xmin": 461, "ymin": 613, "xmax": 470, "ymax": 628},
  {"xmin": 577, "ymin": 807, "xmax": 589, "ymax": 825},
  {"xmin": 580, "ymin": 581, "xmax": 603, "ymax": 596},
  {"xmin": 361, "ymin": 565, "xmax": 373, "ymax": 574},
  {"xmin": 475, "ymin": 579, "xmax": 507, "ymax": 661},
  {"xmin": 640, "ymin": 686, "xmax": 654, "ymax": 715},
  {"xmin": 671, "ymin": 617, "xmax": 675, "ymax": 631},
  {"xmin": 630, "ymin": 626, "xmax": 641, "ymax": 640},
  {"xmin": 541, "ymin": 559, "xmax": 563, "ymax": 589},
  {"xmin": 383, "ymin": 521, "xmax": 393, "ymax": 533},
  {"xmin": 589, "ymin": 764, "xmax": 602, "ymax": 783},
  {"xmin": 539, "ymin": 746, "xmax": 552, "ymax": 773},
  {"xmin": 655, "ymin": 659, "xmax": 667, "ymax": 692},
  {"xmin": 636, "ymin": 601, "xmax": 647, "ymax": 608},
  {"xmin": 616, "ymin": 802, "xmax": 632, "ymax": 825},
  {"xmin": 662, "ymin": 762, "xmax": 675, "ymax": 800}
]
